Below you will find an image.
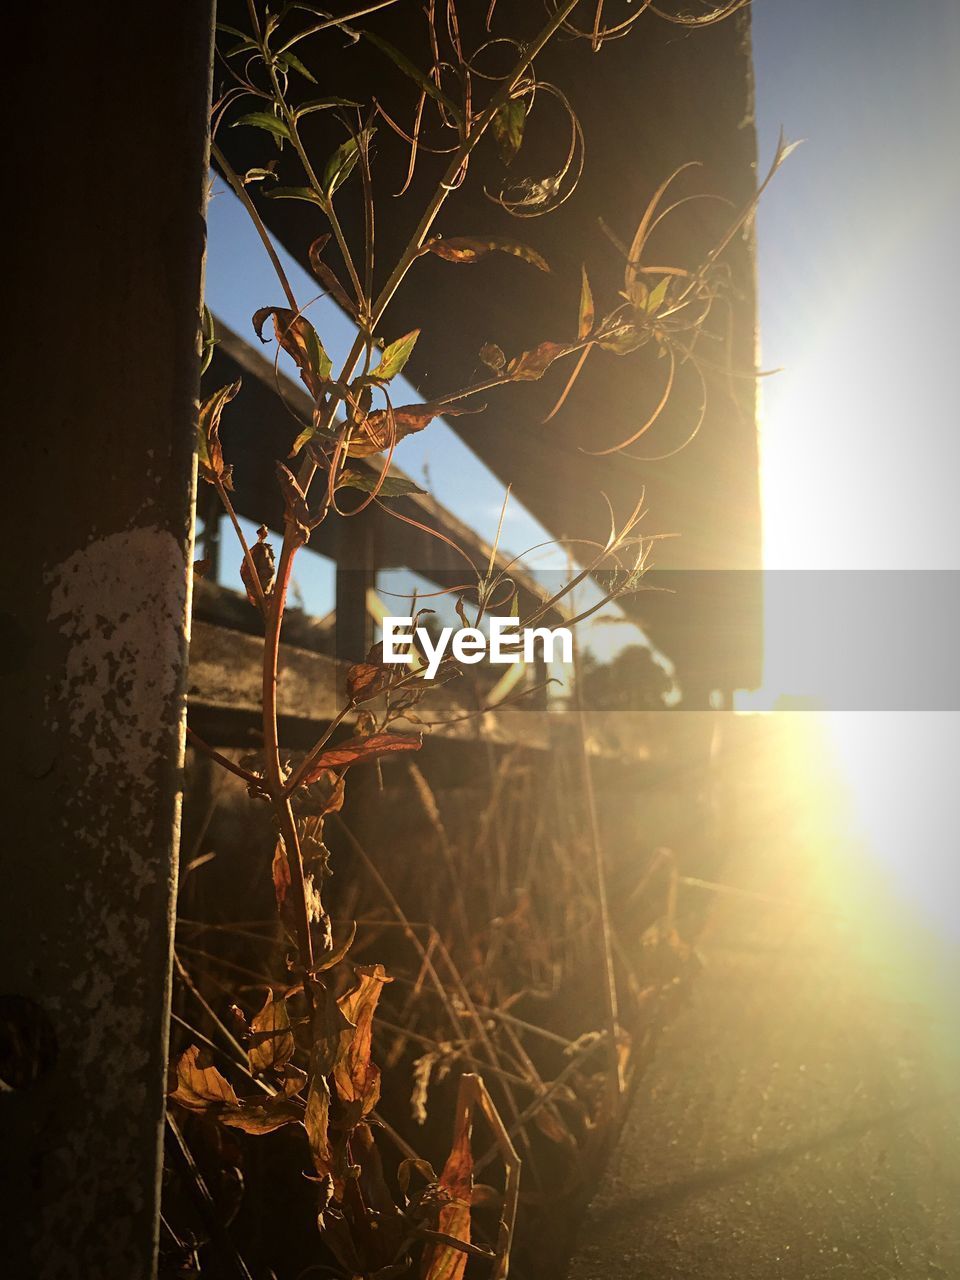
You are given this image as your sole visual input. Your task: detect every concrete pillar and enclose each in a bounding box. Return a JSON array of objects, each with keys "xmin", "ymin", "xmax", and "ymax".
[{"xmin": 1, "ymin": 5, "xmax": 214, "ymax": 1276}]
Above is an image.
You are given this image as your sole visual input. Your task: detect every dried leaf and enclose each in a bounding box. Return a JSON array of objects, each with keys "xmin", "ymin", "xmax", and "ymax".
[
  {"xmin": 197, "ymin": 380, "xmax": 241, "ymax": 488},
  {"xmin": 301, "ymin": 733, "xmax": 422, "ymax": 783},
  {"xmin": 578, "ymin": 266, "xmax": 595, "ymax": 339},
  {"xmin": 411, "ymin": 1050, "xmax": 440, "ymax": 1125},
  {"xmin": 492, "ymin": 99, "xmax": 526, "ymax": 166},
  {"xmin": 506, "ymin": 340, "xmax": 568, "ymax": 382},
  {"xmin": 271, "ymin": 837, "xmax": 291, "ymax": 910},
  {"xmin": 345, "ymin": 402, "xmax": 475, "ymax": 458},
  {"xmin": 372, "ymin": 330, "xmax": 420, "ymax": 383},
  {"xmin": 308, "ymin": 235, "xmax": 358, "ymax": 318},
  {"xmin": 421, "ymin": 1087, "xmax": 474, "ymax": 1280},
  {"xmin": 421, "ymin": 236, "xmax": 548, "ymax": 273},
  {"xmin": 311, "ymin": 982, "xmax": 355, "ymax": 1077},
  {"xmin": 169, "ymin": 1045, "xmax": 240, "ymax": 1112},
  {"xmin": 240, "ymin": 524, "xmax": 276, "ymax": 605},
  {"xmin": 248, "ymin": 990, "xmax": 295, "ymax": 1074},
  {"xmin": 532, "ymin": 1104, "xmax": 576, "ymax": 1148},
  {"xmin": 313, "ymin": 920, "xmax": 358, "ymax": 974},
  {"xmin": 398, "ymin": 1156, "xmax": 437, "ymax": 1194},
  {"xmin": 333, "ymin": 964, "xmax": 393, "ymax": 1117},
  {"xmin": 252, "ymin": 307, "xmax": 333, "ymax": 399},
  {"xmin": 241, "ymin": 164, "xmax": 278, "ymax": 185},
  {"xmin": 281, "ymin": 1063, "xmax": 309, "ymax": 1097},
  {"xmin": 294, "ymin": 768, "xmax": 346, "ymax": 818},
  {"xmin": 345, "ymin": 656, "xmax": 405, "ymax": 701},
  {"xmin": 305, "ymin": 1074, "xmax": 333, "ymax": 1176},
  {"xmin": 220, "ymin": 1096, "xmax": 303, "ymax": 1134}
]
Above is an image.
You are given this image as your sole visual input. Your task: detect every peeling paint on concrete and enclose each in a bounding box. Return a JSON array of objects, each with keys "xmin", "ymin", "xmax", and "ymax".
[
  {"xmin": 46, "ymin": 527, "xmax": 187, "ymax": 782},
  {"xmin": 35, "ymin": 527, "xmax": 190, "ymax": 1279}
]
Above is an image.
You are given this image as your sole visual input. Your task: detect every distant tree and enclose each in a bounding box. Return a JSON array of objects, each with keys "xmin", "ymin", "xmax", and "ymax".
[{"xmin": 579, "ymin": 644, "xmax": 673, "ymax": 710}]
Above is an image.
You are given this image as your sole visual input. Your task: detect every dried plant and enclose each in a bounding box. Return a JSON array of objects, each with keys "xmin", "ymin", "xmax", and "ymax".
[{"xmin": 165, "ymin": 2, "xmax": 788, "ymax": 1276}]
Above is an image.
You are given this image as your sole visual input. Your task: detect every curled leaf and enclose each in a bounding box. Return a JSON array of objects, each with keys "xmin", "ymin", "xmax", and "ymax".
[
  {"xmin": 333, "ymin": 964, "xmax": 393, "ymax": 1117},
  {"xmin": 479, "ymin": 343, "xmax": 506, "ymax": 374},
  {"xmin": 308, "ymin": 235, "xmax": 359, "ymax": 319},
  {"xmin": 398, "ymin": 1156, "xmax": 437, "ymax": 1194},
  {"xmin": 281, "ymin": 1063, "xmax": 309, "ymax": 1097},
  {"xmin": 293, "ymin": 768, "xmax": 346, "ymax": 819},
  {"xmin": 248, "ymin": 990, "xmax": 295, "ymax": 1074},
  {"xmin": 252, "ymin": 307, "xmax": 333, "ymax": 399},
  {"xmin": 312, "ymin": 920, "xmax": 358, "ymax": 974},
  {"xmin": 345, "ymin": 402, "xmax": 476, "ymax": 458},
  {"xmin": 220, "ymin": 1095, "xmax": 303, "ymax": 1135},
  {"xmin": 421, "ymin": 236, "xmax": 549, "ymax": 273},
  {"xmin": 310, "ymin": 981, "xmax": 355, "ymax": 1078},
  {"xmin": 171, "ymin": 1045, "xmax": 302, "ymax": 1134},
  {"xmin": 197, "ymin": 380, "xmax": 241, "ymax": 488},
  {"xmin": 169, "ymin": 1045, "xmax": 240, "ymax": 1112}
]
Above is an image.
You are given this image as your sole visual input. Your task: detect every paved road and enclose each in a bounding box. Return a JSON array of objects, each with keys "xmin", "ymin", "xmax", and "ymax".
[{"xmin": 570, "ymin": 717, "xmax": 960, "ymax": 1279}]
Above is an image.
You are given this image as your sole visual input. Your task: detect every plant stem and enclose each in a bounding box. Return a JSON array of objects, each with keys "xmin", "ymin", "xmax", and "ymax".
[
  {"xmin": 569, "ymin": 599, "xmax": 623, "ymax": 1104},
  {"xmin": 261, "ymin": 539, "xmax": 317, "ymax": 977},
  {"xmin": 186, "ymin": 727, "xmax": 261, "ymax": 788}
]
